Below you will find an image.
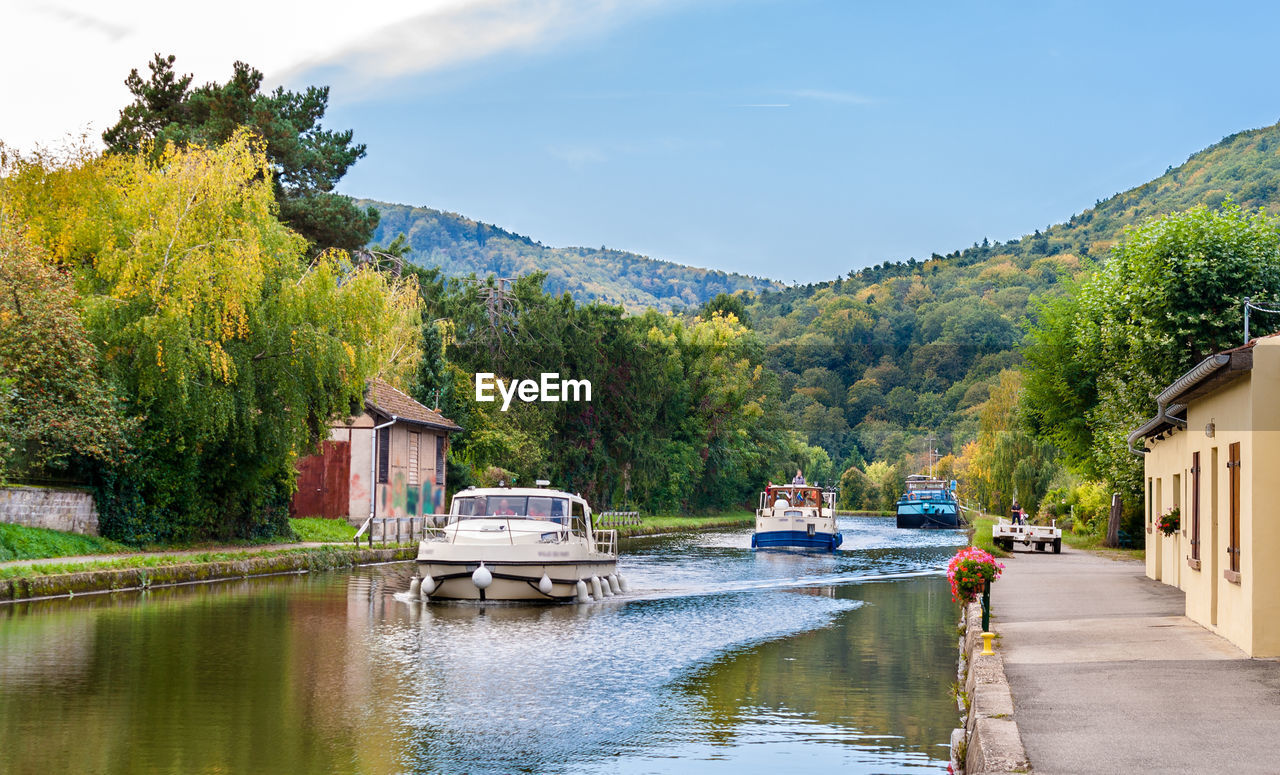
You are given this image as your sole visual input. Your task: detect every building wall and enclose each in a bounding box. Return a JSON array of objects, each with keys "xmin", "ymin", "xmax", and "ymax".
[
  {"xmin": 1144, "ymin": 338, "xmax": 1280, "ymax": 656},
  {"xmin": 329, "ymin": 412, "xmax": 449, "ymax": 523}
]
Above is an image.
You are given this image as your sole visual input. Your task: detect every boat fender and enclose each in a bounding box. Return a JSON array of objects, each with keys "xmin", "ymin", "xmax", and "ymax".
[
  {"xmin": 421, "ymin": 574, "xmax": 436, "ymax": 598},
  {"xmin": 590, "ymin": 576, "xmax": 603, "ymax": 599},
  {"xmin": 575, "ymin": 579, "xmax": 590, "ymax": 602},
  {"xmin": 599, "ymin": 576, "xmax": 614, "ymax": 597},
  {"xmin": 538, "ymin": 574, "xmax": 554, "ymax": 595},
  {"xmin": 607, "ymin": 575, "xmax": 621, "ymax": 594},
  {"xmin": 409, "ymin": 577, "xmax": 422, "ymax": 596},
  {"xmin": 616, "ymin": 574, "xmax": 629, "ymax": 593},
  {"xmin": 472, "ymin": 564, "xmax": 493, "ymax": 590}
]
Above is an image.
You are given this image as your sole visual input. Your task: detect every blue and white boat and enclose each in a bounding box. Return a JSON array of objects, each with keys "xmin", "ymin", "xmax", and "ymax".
[
  {"xmin": 752, "ymin": 484, "xmax": 842, "ymax": 551},
  {"xmin": 895, "ymin": 475, "xmax": 961, "ymax": 529}
]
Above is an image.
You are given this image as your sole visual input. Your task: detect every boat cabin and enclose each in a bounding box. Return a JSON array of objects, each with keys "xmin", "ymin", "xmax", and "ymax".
[
  {"xmin": 759, "ymin": 485, "xmax": 833, "ymax": 511},
  {"xmin": 447, "ymin": 486, "xmax": 591, "ymax": 531},
  {"xmin": 901, "ymin": 476, "xmax": 956, "ymax": 501}
]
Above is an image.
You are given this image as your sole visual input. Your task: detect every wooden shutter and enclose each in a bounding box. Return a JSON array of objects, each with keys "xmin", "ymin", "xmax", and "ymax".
[
  {"xmin": 1190, "ymin": 452, "xmax": 1201, "ymax": 561},
  {"xmin": 1228, "ymin": 442, "xmax": 1241, "ymax": 573},
  {"xmin": 408, "ymin": 432, "xmax": 420, "ymax": 486},
  {"xmin": 377, "ymin": 426, "xmax": 390, "ymax": 484},
  {"xmin": 435, "ymin": 435, "xmax": 446, "ymax": 486}
]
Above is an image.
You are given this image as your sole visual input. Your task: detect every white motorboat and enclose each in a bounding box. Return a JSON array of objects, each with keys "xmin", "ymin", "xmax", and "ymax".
[
  {"xmin": 752, "ymin": 484, "xmax": 842, "ymax": 551},
  {"xmin": 413, "ymin": 482, "xmax": 623, "ymax": 602}
]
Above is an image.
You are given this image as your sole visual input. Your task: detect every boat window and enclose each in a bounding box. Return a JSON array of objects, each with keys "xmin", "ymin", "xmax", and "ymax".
[
  {"xmin": 452, "ymin": 496, "xmax": 481, "ymax": 516},
  {"xmin": 485, "ymin": 496, "xmax": 527, "ymax": 517},
  {"xmin": 784, "ymin": 510, "xmax": 803, "ymax": 517},
  {"xmin": 527, "ymin": 496, "xmax": 567, "ymax": 523}
]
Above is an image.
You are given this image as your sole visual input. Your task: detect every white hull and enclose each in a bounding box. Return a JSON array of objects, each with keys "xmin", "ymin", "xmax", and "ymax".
[{"xmin": 417, "ymin": 559, "xmax": 618, "ymax": 601}]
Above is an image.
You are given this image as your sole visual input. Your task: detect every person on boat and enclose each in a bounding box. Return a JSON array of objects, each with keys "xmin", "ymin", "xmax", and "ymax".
[
  {"xmin": 527, "ymin": 500, "xmax": 549, "ymax": 519},
  {"xmin": 792, "ymin": 469, "xmax": 806, "ymax": 486},
  {"xmin": 493, "ymin": 498, "xmax": 517, "ymax": 516}
]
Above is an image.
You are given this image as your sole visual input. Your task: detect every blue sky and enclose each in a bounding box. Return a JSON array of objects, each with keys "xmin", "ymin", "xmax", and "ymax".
[
  {"xmin": 11, "ymin": 0, "xmax": 1280, "ymax": 283},
  {"xmin": 317, "ymin": 0, "xmax": 1280, "ymax": 282}
]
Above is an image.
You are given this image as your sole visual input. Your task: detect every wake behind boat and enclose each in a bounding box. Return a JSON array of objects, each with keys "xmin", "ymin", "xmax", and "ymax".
[
  {"xmin": 752, "ymin": 484, "xmax": 842, "ymax": 551},
  {"xmin": 413, "ymin": 482, "xmax": 624, "ymax": 602},
  {"xmin": 895, "ymin": 475, "xmax": 961, "ymax": 529}
]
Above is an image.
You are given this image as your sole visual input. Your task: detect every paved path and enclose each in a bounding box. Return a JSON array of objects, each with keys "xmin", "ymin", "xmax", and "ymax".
[
  {"xmin": 0, "ymin": 542, "xmax": 342, "ymax": 570},
  {"xmin": 994, "ymin": 546, "xmax": 1280, "ymax": 775}
]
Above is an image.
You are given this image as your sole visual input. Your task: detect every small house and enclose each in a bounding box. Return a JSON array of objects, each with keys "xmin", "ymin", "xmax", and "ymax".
[
  {"xmin": 1130, "ymin": 333, "xmax": 1280, "ymax": 656},
  {"xmin": 292, "ymin": 379, "xmax": 461, "ymax": 524}
]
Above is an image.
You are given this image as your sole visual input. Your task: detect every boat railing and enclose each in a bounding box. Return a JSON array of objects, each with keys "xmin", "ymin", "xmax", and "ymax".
[
  {"xmin": 353, "ymin": 515, "xmax": 447, "ymax": 547},
  {"xmin": 597, "ymin": 511, "xmax": 641, "ymax": 527},
  {"xmin": 593, "ymin": 529, "xmax": 617, "ymax": 557}
]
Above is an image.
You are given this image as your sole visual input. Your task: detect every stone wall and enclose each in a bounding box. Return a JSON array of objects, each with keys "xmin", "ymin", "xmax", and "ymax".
[
  {"xmin": 0, "ymin": 487, "xmax": 99, "ymax": 536},
  {"xmin": 952, "ymin": 600, "xmax": 1030, "ymax": 775}
]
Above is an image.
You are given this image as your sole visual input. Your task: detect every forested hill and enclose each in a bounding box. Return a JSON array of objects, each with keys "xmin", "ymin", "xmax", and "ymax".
[
  {"xmin": 748, "ymin": 119, "xmax": 1280, "ymax": 492},
  {"xmin": 360, "ymin": 199, "xmax": 781, "ymax": 311}
]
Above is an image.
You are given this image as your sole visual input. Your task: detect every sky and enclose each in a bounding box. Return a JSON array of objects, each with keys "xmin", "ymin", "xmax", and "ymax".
[{"xmin": 6, "ymin": 0, "xmax": 1280, "ymax": 283}]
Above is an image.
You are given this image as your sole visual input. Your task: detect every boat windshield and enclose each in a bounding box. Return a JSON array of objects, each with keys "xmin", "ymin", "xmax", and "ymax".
[
  {"xmin": 451, "ymin": 495, "xmax": 569, "ymax": 522},
  {"xmin": 764, "ymin": 486, "xmax": 823, "ymax": 508}
]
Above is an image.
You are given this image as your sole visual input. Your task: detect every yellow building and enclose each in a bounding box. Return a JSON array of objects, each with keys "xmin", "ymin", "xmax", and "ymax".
[{"xmin": 1129, "ymin": 333, "xmax": 1280, "ymax": 656}]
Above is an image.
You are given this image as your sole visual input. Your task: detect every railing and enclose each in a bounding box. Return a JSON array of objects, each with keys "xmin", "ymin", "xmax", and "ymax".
[
  {"xmin": 353, "ymin": 515, "xmax": 449, "ymax": 547},
  {"xmin": 596, "ymin": 511, "xmax": 641, "ymax": 527},
  {"xmin": 593, "ymin": 529, "xmax": 617, "ymax": 557}
]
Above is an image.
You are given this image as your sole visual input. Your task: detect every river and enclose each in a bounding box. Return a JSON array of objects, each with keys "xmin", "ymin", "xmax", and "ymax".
[{"xmin": 0, "ymin": 516, "xmax": 966, "ymax": 774}]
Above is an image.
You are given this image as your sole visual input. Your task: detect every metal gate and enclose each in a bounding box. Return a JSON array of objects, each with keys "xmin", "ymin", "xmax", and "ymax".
[{"xmin": 291, "ymin": 441, "xmax": 351, "ymax": 519}]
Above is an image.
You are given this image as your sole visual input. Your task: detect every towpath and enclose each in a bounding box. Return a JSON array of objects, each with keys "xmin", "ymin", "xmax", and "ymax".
[{"xmin": 993, "ymin": 546, "xmax": 1280, "ymax": 775}]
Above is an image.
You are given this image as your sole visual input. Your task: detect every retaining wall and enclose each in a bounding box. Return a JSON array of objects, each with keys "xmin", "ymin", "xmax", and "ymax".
[
  {"xmin": 0, "ymin": 546, "xmax": 415, "ymax": 602},
  {"xmin": 952, "ymin": 600, "xmax": 1030, "ymax": 775},
  {"xmin": 0, "ymin": 486, "xmax": 99, "ymax": 535}
]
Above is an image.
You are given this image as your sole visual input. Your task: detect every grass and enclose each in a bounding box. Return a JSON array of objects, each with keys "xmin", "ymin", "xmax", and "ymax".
[
  {"xmin": 289, "ymin": 517, "xmax": 357, "ymax": 543},
  {"xmin": 970, "ymin": 513, "xmax": 1010, "ymax": 558},
  {"xmin": 1063, "ymin": 529, "xmax": 1146, "ymax": 560},
  {"xmin": 609, "ymin": 510, "xmax": 755, "ymax": 537},
  {"xmin": 0, "ymin": 523, "xmax": 133, "ymax": 562},
  {"xmin": 0, "ymin": 544, "xmax": 397, "ymax": 581}
]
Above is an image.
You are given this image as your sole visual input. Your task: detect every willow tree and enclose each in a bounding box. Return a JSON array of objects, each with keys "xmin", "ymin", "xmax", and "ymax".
[{"xmin": 1, "ymin": 133, "xmax": 421, "ymax": 541}]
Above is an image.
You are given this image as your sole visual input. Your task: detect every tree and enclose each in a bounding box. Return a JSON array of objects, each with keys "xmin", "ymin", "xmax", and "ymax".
[
  {"xmin": 2, "ymin": 133, "xmax": 421, "ymax": 542},
  {"xmin": 1023, "ymin": 203, "xmax": 1280, "ymax": 505},
  {"xmin": 0, "ymin": 228, "xmax": 132, "ymax": 480},
  {"xmin": 103, "ymin": 54, "xmax": 377, "ymax": 252}
]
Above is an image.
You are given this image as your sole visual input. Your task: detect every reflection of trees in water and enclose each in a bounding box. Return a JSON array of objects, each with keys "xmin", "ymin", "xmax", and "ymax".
[
  {"xmin": 677, "ymin": 577, "xmax": 955, "ymax": 761},
  {"xmin": 0, "ymin": 572, "xmax": 406, "ymax": 775}
]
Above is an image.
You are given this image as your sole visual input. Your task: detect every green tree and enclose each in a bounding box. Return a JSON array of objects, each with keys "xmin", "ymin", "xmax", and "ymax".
[
  {"xmin": 2, "ymin": 134, "xmax": 421, "ymax": 542},
  {"xmin": 103, "ymin": 54, "xmax": 377, "ymax": 252},
  {"xmin": 1023, "ymin": 203, "xmax": 1280, "ymax": 504},
  {"xmin": 0, "ymin": 228, "xmax": 132, "ymax": 480}
]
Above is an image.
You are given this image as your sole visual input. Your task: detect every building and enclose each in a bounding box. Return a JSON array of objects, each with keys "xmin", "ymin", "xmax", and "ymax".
[
  {"xmin": 1129, "ymin": 333, "xmax": 1280, "ymax": 656},
  {"xmin": 292, "ymin": 379, "xmax": 461, "ymax": 524}
]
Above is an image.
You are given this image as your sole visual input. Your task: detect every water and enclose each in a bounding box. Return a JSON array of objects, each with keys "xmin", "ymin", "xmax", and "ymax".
[{"xmin": 0, "ymin": 517, "xmax": 966, "ymax": 775}]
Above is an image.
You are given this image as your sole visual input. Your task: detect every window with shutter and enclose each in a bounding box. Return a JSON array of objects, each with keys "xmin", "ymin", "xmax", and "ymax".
[{"xmin": 377, "ymin": 426, "xmax": 390, "ymax": 484}]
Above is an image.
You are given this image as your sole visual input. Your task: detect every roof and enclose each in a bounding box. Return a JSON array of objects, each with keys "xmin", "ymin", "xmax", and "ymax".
[
  {"xmin": 1127, "ymin": 334, "xmax": 1278, "ymax": 453},
  {"xmin": 366, "ymin": 379, "xmax": 462, "ymax": 432}
]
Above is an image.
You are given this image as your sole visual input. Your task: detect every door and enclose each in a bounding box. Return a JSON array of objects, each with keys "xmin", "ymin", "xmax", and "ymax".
[{"xmin": 292, "ymin": 441, "xmax": 352, "ymax": 519}]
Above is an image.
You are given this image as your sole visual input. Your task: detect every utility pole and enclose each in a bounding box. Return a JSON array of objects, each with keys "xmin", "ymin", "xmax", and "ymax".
[{"xmin": 479, "ymin": 278, "xmax": 516, "ymax": 360}]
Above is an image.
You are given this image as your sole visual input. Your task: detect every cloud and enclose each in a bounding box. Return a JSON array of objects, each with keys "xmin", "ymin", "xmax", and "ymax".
[
  {"xmin": 789, "ymin": 89, "xmax": 876, "ymax": 105},
  {"xmin": 548, "ymin": 144, "xmax": 608, "ymax": 167},
  {"xmin": 281, "ymin": 0, "xmax": 681, "ymax": 91},
  {"xmin": 1, "ymin": 0, "xmax": 684, "ymax": 151}
]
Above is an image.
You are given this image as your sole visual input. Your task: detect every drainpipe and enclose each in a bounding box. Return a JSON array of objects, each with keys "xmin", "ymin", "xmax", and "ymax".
[
  {"xmin": 1126, "ymin": 354, "xmax": 1229, "ymax": 456},
  {"xmin": 369, "ymin": 416, "xmax": 398, "ymax": 521}
]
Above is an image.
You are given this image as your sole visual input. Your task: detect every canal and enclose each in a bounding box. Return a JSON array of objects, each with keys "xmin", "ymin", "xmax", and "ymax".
[{"xmin": 0, "ymin": 517, "xmax": 965, "ymax": 774}]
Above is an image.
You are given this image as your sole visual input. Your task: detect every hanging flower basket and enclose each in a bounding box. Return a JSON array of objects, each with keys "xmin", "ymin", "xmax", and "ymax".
[
  {"xmin": 1157, "ymin": 507, "xmax": 1180, "ymax": 537},
  {"xmin": 947, "ymin": 547, "xmax": 1004, "ymax": 603}
]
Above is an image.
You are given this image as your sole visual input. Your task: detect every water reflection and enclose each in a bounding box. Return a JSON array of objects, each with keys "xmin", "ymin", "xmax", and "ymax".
[{"xmin": 0, "ymin": 517, "xmax": 965, "ymax": 774}]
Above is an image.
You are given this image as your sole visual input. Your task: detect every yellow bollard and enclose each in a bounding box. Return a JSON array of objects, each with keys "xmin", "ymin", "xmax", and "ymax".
[{"xmin": 981, "ymin": 631, "xmax": 995, "ymax": 655}]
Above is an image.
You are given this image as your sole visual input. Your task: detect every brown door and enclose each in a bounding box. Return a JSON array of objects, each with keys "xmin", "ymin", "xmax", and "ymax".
[{"xmin": 291, "ymin": 441, "xmax": 351, "ymax": 519}]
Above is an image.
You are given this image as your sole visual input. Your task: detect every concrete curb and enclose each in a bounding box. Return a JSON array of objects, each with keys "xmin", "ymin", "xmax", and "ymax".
[
  {"xmin": 954, "ymin": 601, "xmax": 1031, "ymax": 774},
  {"xmin": 0, "ymin": 547, "xmax": 416, "ymax": 602}
]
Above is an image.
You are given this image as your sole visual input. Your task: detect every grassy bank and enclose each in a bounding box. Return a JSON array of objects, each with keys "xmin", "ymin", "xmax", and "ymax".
[
  {"xmin": 969, "ymin": 513, "xmax": 1010, "ymax": 558},
  {"xmin": 289, "ymin": 517, "xmax": 357, "ymax": 542},
  {"xmin": 1062, "ymin": 529, "xmax": 1146, "ymax": 560},
  {"xmin": 613, "ymin": 510, "xmax": 755, "ymax": 538},
  {"xmin": 0, "ymin": 545, "xmax": 415, "ymax": 602},
  {"xmin": 0, "ymin": 523, "xmax": 133, "ymax": 562}
]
